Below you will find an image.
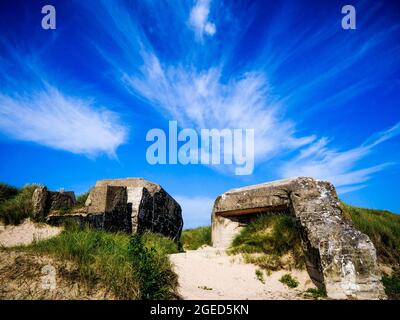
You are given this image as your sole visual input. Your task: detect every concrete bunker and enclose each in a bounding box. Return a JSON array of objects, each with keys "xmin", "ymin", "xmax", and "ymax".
[
  {"xmin": 92, "ymin": 178, "xmax": 183, "ymax": 240},
  {"xmin": 45, "ymin": 178, "xmax": 183, "ymax": 241},
  {"xmin": 211, "ymin": 177, "xmax": 385, "ymax": 299}
]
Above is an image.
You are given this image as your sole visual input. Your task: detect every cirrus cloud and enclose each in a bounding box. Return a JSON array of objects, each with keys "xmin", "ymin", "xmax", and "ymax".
[
  {"xmin": 189, "ymin": 0, "xmax": 217, "ymax": 39},
  {"xmin": 0, "ymin": 86, "xmax": 127, "ymax": 157}
]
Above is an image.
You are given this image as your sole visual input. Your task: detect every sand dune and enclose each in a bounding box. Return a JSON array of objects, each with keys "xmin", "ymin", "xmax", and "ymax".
[
  {"xmin": 170, "ymin": 246, "xmax": 315, "ymax": 300},
  {"xmin": 0, "ymin": 219, "xmax": 61, "ymax": 248}
]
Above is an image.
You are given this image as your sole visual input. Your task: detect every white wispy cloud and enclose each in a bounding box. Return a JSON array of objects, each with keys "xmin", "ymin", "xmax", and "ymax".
[
  {"xmin": 176, "ymin": 195, "xmax": 214, "ymax": 228},
  {"xmin": 88, "ymin": 1, "xmax": 314, "ymax": 168},
  {"xmin": 0, "ymin": 86, "xmax": 127, "ymax": 157},
  {"xmin": 280, "ymin": 123, "xmax": 400, "ymax": 193},
  {"xmin": 189, "ymin": 0, "xmax": 216, "ymax": 39},
  {"xmin": 123, "ymin": 54, "xmax": 314, "ymax": 162}
]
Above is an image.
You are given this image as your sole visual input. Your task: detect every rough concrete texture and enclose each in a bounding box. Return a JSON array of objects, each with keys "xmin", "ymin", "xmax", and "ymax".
[
  {"xmin": 211, "ymin": 177, "xmax": 385, "ymax": 299},
  {"xmin": 95, "ymin": 178, "xmax": 161, "ymax": 194},
  {"xmin": 89, "ymin": 185, "xmax": 130, "ymax": 232},
  {"xmin": 48, "ymin": 186, "xmax": 130, "ymax": 233},
  {"xmin": 32, "ymin": 186, "xmax": 76, "ymax": 220},
  {"xmin": 32, "ymin": 186, "xmax": 48, "ymax": 220},
  {"xmin": 86, "ymin": 178, "xmax": 183, "ymax": 240}
]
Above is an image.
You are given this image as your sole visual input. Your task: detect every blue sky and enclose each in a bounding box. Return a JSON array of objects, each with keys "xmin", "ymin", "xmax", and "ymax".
[{"xmin": 0, "ymin": 0, "xmax": 399, "ymax": 228}]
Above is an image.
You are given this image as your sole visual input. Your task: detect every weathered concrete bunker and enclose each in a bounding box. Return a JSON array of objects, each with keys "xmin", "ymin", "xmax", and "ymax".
[
  {"xmin": 211, "ymin": 177, "xmax": 385, "ymax": 299},
  {"xmin": 91, "ymin": 178, "xmax": 183, "ymax": 240},
  {"xmin": 32, "ymin": 186, "xmax": 76, "ymax": 221},
  {"xmin": 44, "ymin": 178, "xmax": 183, "ymax": 241}
]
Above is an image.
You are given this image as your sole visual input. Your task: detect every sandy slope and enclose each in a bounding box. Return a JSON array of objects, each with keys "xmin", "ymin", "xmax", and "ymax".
[
  {"xmin": 0, "ymin": 221, "xmax": 113, "ymax": 299},
  {"xmin": 169, "ymin": 246, "xmax": 315, "ymax": 300},
  {"xmin": 0, "ymin": 250, "xmax": 114, "ymax": 299},
  {"xmin": 0, "ymin": 219, "xmax": 61, "ymax": 248}
]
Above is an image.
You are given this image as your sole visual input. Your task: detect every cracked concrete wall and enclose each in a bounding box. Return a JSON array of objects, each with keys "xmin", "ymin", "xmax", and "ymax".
[
  {"xmin": 211, "ymin": 177, "xmax": 385, "ymax": 299},
  {"xmin": 94, "ymin": 178, "xmax": 183, "ymax": 241},
  {"xmin": 32, "ymin": 186, "xmax": 76, "ymax": 220}
]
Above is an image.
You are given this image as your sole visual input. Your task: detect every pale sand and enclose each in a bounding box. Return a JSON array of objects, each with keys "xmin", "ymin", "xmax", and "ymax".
[
  {"xmin": 0, "ymin": 219, "xmax": 62, "ymax": 248},
  {"xmin": 169, "ymin": 246, "xmax": 315, "ymax": 300}
]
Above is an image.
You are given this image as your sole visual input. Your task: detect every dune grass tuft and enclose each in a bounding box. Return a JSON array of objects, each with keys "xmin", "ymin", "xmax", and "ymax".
[
  {"xmin": 303, "ymin": 287, "xmax": 326, "ymax": 299},
  {"xmin": 279, "ymin": 273, "xmax": 299, "ymax": 288},
  {"xmin": 141, "ymin": 231, "xmax": 181, "ymax": 255},
  {"xmin": 181, "ymin": 226, "xmax": 211, "ymax": 250},
  {"xmin": 0, "ymin": 182, "xmax": 18, "ymax": 204},
  {"xmin": 229, "ymin": 215, "xmax": 304, "ymax": 271},
  {"xmin": 0, "ymin": 184, "xmax": 40, "ymax": 225},
  {"xmin": 255, "ymin": 269, "xmax": 265, "ymax": 284}
]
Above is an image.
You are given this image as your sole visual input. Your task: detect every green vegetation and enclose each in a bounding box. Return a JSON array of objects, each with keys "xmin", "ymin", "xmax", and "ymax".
[
  {"xmin": 128, "ymin": 233, "xmax": 178, "ymax": 299},
  {"xmin": 381, "ymin": 272, "xmax": 400, "ymax": 300},
  {"xmin": 255, "ymin": 269, "xmax": 265, "ymax": 284},
  {"xmin": 20, "ymin": 224, "xmax": 179, "ymax": 299},
  {"xmin": 141, "ymin": 231, "xmax": 181, "ymax": 255},
  {"xmin": 0, "ymin": 184, "xmax": 39, "ymax": 225},
  {"xmin": 303, "ymin": 287, "xmax": 327, "ymax": 299},
  {"xmin": 0, "ymin": 183, "xmax": 18, "ymax": 204},
  {"xmin": 229, "ymin": 215, "xmax": 304, "ymax": 271},
  {"xmin": 181, "ymin": 226, "xmax": 211, "ymax": 250},
  {"xmin": 279, "ymin": 273, "xmax": 299, "ymax": 289},
  {"xmin": 75, "ymin": 191, "xmax": 90, "ymax": 208}
]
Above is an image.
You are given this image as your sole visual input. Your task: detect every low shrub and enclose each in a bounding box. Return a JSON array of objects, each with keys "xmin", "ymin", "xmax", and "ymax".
[
  {"xmin": 279, "ymin": 273, "xmax": 299, "ymax": 288},
  {"xmin": 303, "ymin": 287, "xmax": 326, "ymax": 299},
  {"xmin": 255, "ymin": 269, "xmax": 265, "ymax": 284},
  {"xmin": 382, "ymin": 272, "xmax": 400, "ymax": 300}
]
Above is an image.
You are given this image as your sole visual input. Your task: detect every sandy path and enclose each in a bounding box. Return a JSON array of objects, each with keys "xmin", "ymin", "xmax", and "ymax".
[
  {"xmin": 0, "ymin": 219, "xmax": 62, "ymax": 248},
  {"xmin": 170, "ymin": 246, "xmax": 314, "ymax": 300}
]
